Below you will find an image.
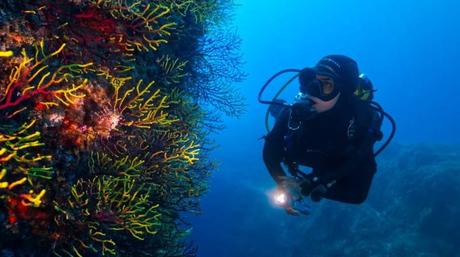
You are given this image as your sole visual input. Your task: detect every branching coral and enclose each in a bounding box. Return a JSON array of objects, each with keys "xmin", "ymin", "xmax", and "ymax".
[
  {"xmin": 158, "ymin": 0, "xmax": 195, "ymax": 17},
  {"xmin": 157, "ymin": 55, "xmax": 189, "ymax": 85},
  {"xmin": 186, "ymin": 29, "xmax": 246, "ymax": 117},
  {"xmin": 154, "ymin": 133, "xmax": 200, "ymax": 167},
  {"xmin": 88, "ymin": 151, "xmax": 145, "ymax": 177},
  {"xmin": 0, "ymin": 0, "xmax": 243, "ymax": 256},
  {"xmin": 90, "ymin": 0, "xmax": 176, "ymax": 53},
  {"xmin": 20, "ymin": 2, "xmax": 133, "ymax": 68},
  {"xmin": 40, "ymin": 79, "xmax": 88, "ymax": 109},
  {"xmin": 0, "ymin": 120, "xmax": 53, "ymax": 182},
  {"xmin": 53, "ymin": 176, "xmax": 161, "ymax": 256},
  {"xmin": 0, "ymin": 40, "xmax": 92, "ymax": 114},
  {"xmin": 89, "ymin": 123, "xmax": 201, "ymax": 179},
  {"xmin": 0, "ymin": 119, "xmax": 52, "ymax": 222},
  {"xmin": 34, "ymin": 71, "xmax": 178, "ymax": 150},
  {"xmin": 156, "ymin": 0, "xmax": 226, "ymax": 25},
  {"xmin": 110, "ymin": 77, "xmax": 178, "ymax": 129},
  {"xmin": 182, "ymin": 0, "xmax": 222, "ymax": 24},
  {"xmin": 0, "ymin": 50, "xmax": 13, "ymax": 58}
]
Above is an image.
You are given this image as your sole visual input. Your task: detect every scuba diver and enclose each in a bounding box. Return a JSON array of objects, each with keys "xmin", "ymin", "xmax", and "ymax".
[{"xmin": 259, "ymin": 55, "xmax": 395, "ymax": 215}]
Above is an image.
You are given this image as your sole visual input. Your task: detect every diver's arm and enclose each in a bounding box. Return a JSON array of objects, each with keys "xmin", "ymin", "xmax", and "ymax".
[
  {"xmin": 263, "ymin": 135, "xmax": 286, "ymax": 184},
  {"xmin": 321, "ymin": 132, "xmax": 376, "ymax": 184},
  {"xmin": 263, "ymin": 109, "xmax": 289, "ymax": 184}
]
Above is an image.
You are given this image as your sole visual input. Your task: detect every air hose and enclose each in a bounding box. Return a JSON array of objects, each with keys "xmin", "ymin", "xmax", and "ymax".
[
  {"xmin": 258, "ymin": 69, "xmax": 396, "ymax": 156},
  {"xmin": 370, "ymin": 101, "xmax": 396, "ymax": 156},
  {"xmin": 258, "ymin": 69, "xmax": 301, "ymax": 132}
]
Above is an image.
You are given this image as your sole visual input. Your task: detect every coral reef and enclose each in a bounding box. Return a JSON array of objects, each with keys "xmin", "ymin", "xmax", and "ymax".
[{"xmin": 0, "ymin": 0, "xmax": 243, "ymax": 256}]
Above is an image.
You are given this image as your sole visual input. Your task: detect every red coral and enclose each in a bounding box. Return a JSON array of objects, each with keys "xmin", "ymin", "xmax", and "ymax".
[
  {"xmin": 7, "ymin": 197, "xmax": 50, "ymax": 223},
  {"xmin": 93, "ymin": 210, "xmax": 122, "ymax": 223},
  {"xmin": 74, "ymin": 8, "xmax": 119, "ymax": 42}
]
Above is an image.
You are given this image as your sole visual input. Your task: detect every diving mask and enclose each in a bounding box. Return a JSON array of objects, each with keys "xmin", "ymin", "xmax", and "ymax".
[{"xmin": 299, "ymin": 68, "xmax": 339, "ymax": 101}]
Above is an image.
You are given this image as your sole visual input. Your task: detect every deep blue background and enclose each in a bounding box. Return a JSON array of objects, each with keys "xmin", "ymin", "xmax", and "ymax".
[{"xmin": 190, "ymin": 1, "xmax": 460, "ymax": 256}]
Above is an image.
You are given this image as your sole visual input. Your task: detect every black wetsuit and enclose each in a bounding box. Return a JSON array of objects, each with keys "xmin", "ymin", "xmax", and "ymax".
[{"xmin": 263, "ymin": 96, "xmax": 382, "ymax": 204}]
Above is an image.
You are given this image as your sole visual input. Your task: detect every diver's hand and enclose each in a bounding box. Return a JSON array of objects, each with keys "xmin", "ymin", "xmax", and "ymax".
[
  {"xmin": 272, "ymin": 178, "xmax": 313, "ymax": 216},
  {"xmin": 299, "ymin": 176, "xmax": 330, "ymax": 202},
  {"xmin": 299, "ymin": 176, "xmax": 321, "ymax": 195},
  {"xmin": 285, "ymin": 206, "xmax": 300, "ymax": 216},
  {"xmin": 310, "ymin": 184, "xmax": 328, "ymax": 202},
  {"xmin": 274, "ymin": 177, "xmax": 303, "ymax": 215},
  {"xmin": 291, "ymin": 101, "xmax": 315, "ymax": 122},
  {"xmin": 304, "ymin": 177, "xmax": 337, "ymax": 202},
  {"xmin": 278, "ymin": 176, "xmax": 302, "ymax": 201}
]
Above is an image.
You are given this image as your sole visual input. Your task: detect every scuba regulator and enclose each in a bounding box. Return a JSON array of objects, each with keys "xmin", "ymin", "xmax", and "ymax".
[{"xmin": 258, "ymin": 68, "xmax": 396, "ymax": 157}]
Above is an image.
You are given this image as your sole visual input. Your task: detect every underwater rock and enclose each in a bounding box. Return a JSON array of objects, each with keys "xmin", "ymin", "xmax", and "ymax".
[
  {"xmin": 207, "ymin": 144, "xmax": 460, "ymax": 257},
  {"xmin": 300, "ymin": 144, "xmax": 460, "ymax": 257},
  {"xmin": 0, "ymin": 249, "xmax": 13, "ymax": 257}
]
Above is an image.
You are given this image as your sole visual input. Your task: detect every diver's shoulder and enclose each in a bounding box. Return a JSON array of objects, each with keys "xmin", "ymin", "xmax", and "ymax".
[
  {"xmin": 351, "ymin": 97, "xmax": 376, "ymax": 125},
  {"xmin": 352, "ymin": 96, "xmax": 373, "ymax": 111}
]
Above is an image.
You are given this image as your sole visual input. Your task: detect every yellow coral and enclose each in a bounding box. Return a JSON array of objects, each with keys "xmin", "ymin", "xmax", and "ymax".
[
  {"xmin": 21, "ymin": 189, "xmax": 47, "ymax": 207},
  {"xmin": 111, "ymin": 78, "xmax": 178, "ymax": 129},
  {"xmin": 88, "ymin": 152, "xmax": 145, "ymax": 177},
  {"xmin": 91, "ymin": 1, "xmax": 176, "ymax": 52},
  {"xmin": 0, "ymin": 120, "xmax": 52, "ymax": 205},
  {"xmin": 0, "ymin": 40, "xmax": 92, "ymax": 111},
  {"xmin": 0, "ymin": 50, "xmax": 13, "ymax": 57},
  {"xmin": 154, "ymin": 134, "xmax": 200, "ymax": 167},
  {"xmin": 157, "ymin": 55, "xmax": 189, "ymax": 85},
  {"xmin": 57, "ymin": 176, "xmax": 161, "ymax": 256}
]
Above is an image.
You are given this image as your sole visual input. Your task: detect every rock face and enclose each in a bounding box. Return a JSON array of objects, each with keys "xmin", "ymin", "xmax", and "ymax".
[
  {"xmin": 292, "ymin": 144, "xmax": 460, "ymax": 257},
  {"xmin": 193, "ymin": 144, "xmax": 460, "ymax": 257}
]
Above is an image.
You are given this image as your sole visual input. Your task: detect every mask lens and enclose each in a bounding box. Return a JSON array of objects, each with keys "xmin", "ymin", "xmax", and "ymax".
[
  {"xmin": 299, "ymin": 70, "xmax": 337, "ymax": 100},
  {"xmin": 320, "ymin": 79, "xmax": 334, "ymax": 95},
  {"xmin": 304, "ymin": 80, "xmax": 322, "ymax": 97}
]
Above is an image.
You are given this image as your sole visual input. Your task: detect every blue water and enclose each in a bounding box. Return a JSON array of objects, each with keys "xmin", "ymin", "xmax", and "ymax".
[{"xmin": 190, "ymin": 1, "xmax": 460, "ymax": 256}]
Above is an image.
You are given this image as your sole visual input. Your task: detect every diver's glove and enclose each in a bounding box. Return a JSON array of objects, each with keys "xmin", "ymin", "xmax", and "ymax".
[
  {"xmin": 299, "ymin": 176, "xmax": 318, "ymax": 195},
  {"xmin": 310, "ymin": 184, "xmax": 328, "ymax": 202},
  {"xmin": 291, "ymin": 101, "xmax": 315, "ymax": 122},
  {"xmin": 277, "ymin": 176, "xmax": 303, "ymax": 216},
  {"xmin": 300, "ymin": 176, "xmax": 334, "ymax": 202},
  {"xmin": 278, "ymin": 176, "xmax": 302, "ymax": 201}
]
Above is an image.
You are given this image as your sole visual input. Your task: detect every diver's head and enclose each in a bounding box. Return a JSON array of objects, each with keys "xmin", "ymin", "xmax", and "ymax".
[{"xmin": 298, "ymin": 55, "xmax": 360, "ymax": 113}]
